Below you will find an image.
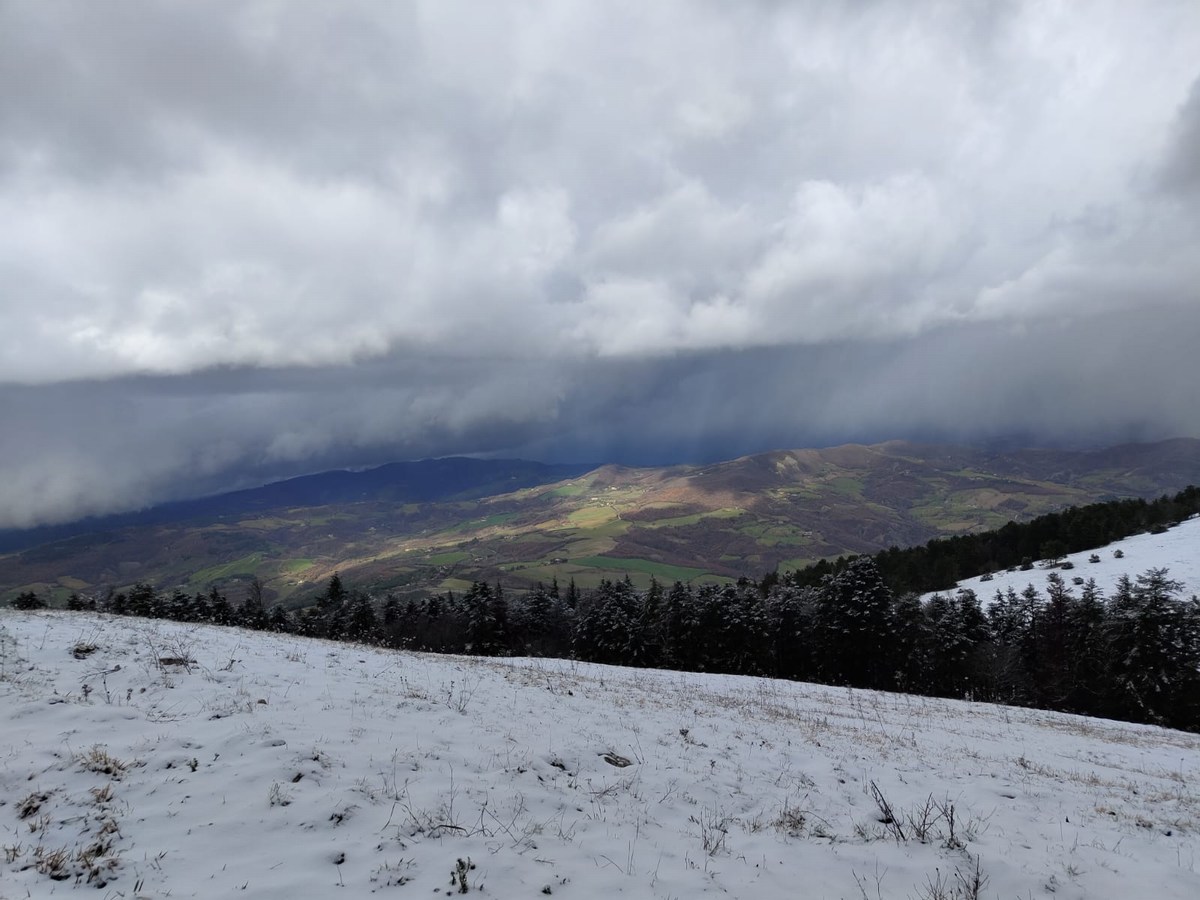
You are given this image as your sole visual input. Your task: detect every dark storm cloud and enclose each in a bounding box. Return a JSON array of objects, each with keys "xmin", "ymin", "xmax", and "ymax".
[
  {"xmin": 0, "ymin": 355, "xmax": 569, "ymax": 528},
  {"xmin": 527, "ymin": 306, "xmax": 1200, "ymax": 464},
  {"xmin": 1, "ymin": 1, "xmax": 1198, "ymax": 527},
  {"xmin": 5, "ymin": 306, "xmax": 1195, "ymax": 530}
]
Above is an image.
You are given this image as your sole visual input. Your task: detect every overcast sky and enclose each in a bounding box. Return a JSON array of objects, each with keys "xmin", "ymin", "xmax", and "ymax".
[{"xmin": 2, "ymin": 0, "xmax": 1199, "ymax": 528}]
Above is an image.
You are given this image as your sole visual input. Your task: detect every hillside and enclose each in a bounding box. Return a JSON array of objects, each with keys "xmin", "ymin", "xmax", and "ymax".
[
  {"xmin": 2, "ymin": 439, "xmax": 1199, "ymax": 606},
  {"xmin": 931, "ymin": 514, "xmax": 1200, "ymax": 605},
  {"xmin": 2, "ymin": 609, "xmax": 1198, "ymax": 898},
  {"xmin": 0, "ymin": 458, "xmax": 595, "ymax": 555}
]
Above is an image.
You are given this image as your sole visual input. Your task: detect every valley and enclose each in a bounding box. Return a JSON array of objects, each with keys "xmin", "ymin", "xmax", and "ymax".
[{"xmin": 2, "ymin": 438, "xmax": 1198, "ymax": 607}]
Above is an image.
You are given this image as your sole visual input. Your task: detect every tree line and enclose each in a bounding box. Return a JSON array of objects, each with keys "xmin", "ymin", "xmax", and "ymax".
[
  {"xmin": 773, "ymin": 485, "xmax": 1200, "ymax": 596},
  {"xmin": 20, "ymin": 549, "xmax": 1200, "ymax": 733}
]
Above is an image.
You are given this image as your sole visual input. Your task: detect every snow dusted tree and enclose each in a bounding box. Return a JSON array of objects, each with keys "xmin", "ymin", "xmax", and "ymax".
[
  {"xmin": 184, "ymin": 590, "xmax": 210, "ymax": 622},
  {"xmin": 375, "ymin": 595, "xmax": 397, "ymax": 644},
  {"xmin": 764, "ymin": 583, "xmax": 818, "ymax": 681},
  {"xmin": 574, "ymin": 578, "xmax": 640, "ymax": 665},
  {"xmin": 1105, "ymin": 568, "xmax": 1200, "ymax": 728},
  {"xmin": 661, "ymin": 581, "xmax": 699, "ymax": 670},
  {"xmin": 127, "ymin": 582, "xmax": 162, "ymax": 618},
  {"xmin": 685, "ymin": 583, "xmax": 726, "ymax": 671},
  {"xmin": 925, "ymin": 589, "xmax": 989, "ymax": 699},
  {"xmin": 342, "ymin": 590, "xmax": 380, "ymax": 643},
  {"xmin": 66, "ymin": 592, "xmax": 95, "ymax": 611},
  {"xmin": 421, "ymin": 592, "xmax": 464, "ymax": 653},
  {"xmin": 890, "ymin": 591, "xmax": 931, "ymax": 693},
  {"xmin": 636, "ymin": 576, "xmax": 667, "ymax": 667},
  {"xmin": 207, "ymin": 588, "xmax": 233, "ymax": 626},
  {"xmin": 164, "ymin": 589, "xmax": 191, "ymax": 621},
  {"xmin": 463, "ymin": 581, "xmax": 506, "ymax": 655},
  {"xmin": 987, "ymin": 586, "xmax": 1029, "ymax": 643},
  {"xmin": 815, "ymin": 557, "xmax": 895, "ymax": 688},
  {"xmin": 710, "ymin": 581, "xmax": 768, "ymax": 675},
  {"xmin": 267, "ymin": 604, "xmax": 293, "ymax": 633},
  {"xmin": 511, "ymin": 583, "xmax": 571, "ymax": 657},
  {"xmin": 314, "ymin": 573, "xmax": 347, "ymax": 637},
  {"xmin": 982, "ymin": 585, "xmax": 1037, "ymax": 703},
  {"xmin": 236, "ymin": 578, "xmax": 270, "ymax": 630},
  {"xmin": 11, "ymin": 590, "xmax": 45, "ymax": 610},
  {"xmin": 1064, "ymin": 577, "xmax": 1109, "ymax": 715}
]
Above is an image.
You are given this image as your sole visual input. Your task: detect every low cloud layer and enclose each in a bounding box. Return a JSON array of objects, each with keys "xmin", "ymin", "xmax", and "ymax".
[{"xmin": 2, "ymin": 1, "xmax": 1198, "ymax": 527}]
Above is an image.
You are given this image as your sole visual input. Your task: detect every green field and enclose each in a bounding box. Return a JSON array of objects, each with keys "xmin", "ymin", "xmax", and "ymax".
[
  {"xmin": 188, "ymin": 554, "xmax": 265, "ymax": 585},
  {"xmin": 546, "ymin": 483, "xmax": 588, "ymax": 498},
  {"xmin": 445, "ymin": 511, "xmax": 521, "ymax": 533},
  {"xmin": 828, "ymin": 476, "xmax": 865, "ymax": 496},
  {"xmin": 643, "ymin": 507, "xmax": 744, "ymax": 528},
  {"xmin": 426, "ymin": 550, "xmax": 470, "ymax": 565}
]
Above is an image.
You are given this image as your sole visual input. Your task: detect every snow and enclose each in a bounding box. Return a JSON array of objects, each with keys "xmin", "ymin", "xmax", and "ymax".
[
  {"xmin": 930, "ymin": 516, "xmax": 1200, "ymax": 605},
  {"xmin": 3, "ymin": 610, "xmax": 1200, "ymax": 899}
]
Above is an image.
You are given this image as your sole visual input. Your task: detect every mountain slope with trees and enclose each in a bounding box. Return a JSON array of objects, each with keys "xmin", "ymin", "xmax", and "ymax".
[{"xmin": 25, "ymin": 511, "xmax": 1200, "ymax": 733}]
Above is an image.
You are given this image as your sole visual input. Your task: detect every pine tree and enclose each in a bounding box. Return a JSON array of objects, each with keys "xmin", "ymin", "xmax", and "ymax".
[
  {"xmin": 382, "ymin": 595, "xmax": 402, "ymax": 628},
  {"xmin": 890, "ymin": 591, "xmax": 931, "ymax": 693},
  {"xmin": 11, "ymin": 590, "xmax": 45, "ymax": 610},
  {"xmin": 165, "ymin": 589, "xmax": 191, "ymax": 621},
  {"xmin": 713, "ymin": 581, "xmax": 768, "ymax": 675},
  {"xmin": 662, "ymin": 581, "xmax": 698, "ymax": 670},
  {"xmin": 316, "ymin": 573, "xmax": 347, "ymax": 638},
  {"xmin": 463, "ymin": 582, "xmax": 504, "ymax": 655},
  {"xmin": 380, "ymin": 594, "xmax": 404, "ymax": 647},
  {"xmin": 574, "ymin": 579, "xmax": 640, "ymax": 665},
  {"xmin": 816, "ymin": 558, "xmax": 895, "ymax": 688},
  {"xmin": 1032, "ymin": 573, "xmax": 1074, "ymax": 706},
  {"xmin": 492, "ymin": 582, "xmax": 511, "ymax": 653},
  {"xmin": 513, "ymin": 584, "xmax": 570, "ymax": 657},
  {"xmin": 637, "ymin": 576, "xmax": 667, "ymax": 667},
  {"xmin": 187, "ymin": 591, "xmax": 211, "ymax": 622},
  {"xmin": 925, "ymin": 589, "xmax": 988, "ymax": 698},
  {"xmin": 127, "ymin": 583, "xmax": 161, "ymax": 618},
  {"xmin": 422, "ymin": 593, "xmax": 455, "ymax": 652},
  {"xmin": 764, "ymin": 584, "xmax": 817, "ymax": 681},
  {"xmin": 343, "ymin": 591, "xmax": 380, "ymax": 644},
  {"xmin": 267, "ymin": 605, "xmax": 293, "ymax": 633},
  {"xmin": 237, "ymin": 578, "xmax": 270, "ymax": 630},
  {"xmin": 208, "ymin": 588, "xmax": 233, "ymax": 626},
  {"xmin": 1105, "ymin": 567, "xmax": 1200, "ymax": 727},
  {"xmin": 1064, "ymin": 578, "xmax": 1109, "ymax": 715},
  {"xmin": 66, "ymin": 592, "xmax": 94, "ymax": 612},
  {"xmin": 687, "ymin": 583, "xmax": 725, "ymax": 671}
]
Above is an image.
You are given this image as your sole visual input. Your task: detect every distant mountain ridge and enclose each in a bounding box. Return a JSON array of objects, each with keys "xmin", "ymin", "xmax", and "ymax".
[
  {"xmin": 0, "ymin": 458, "xmax": 594, "ymax": 554},
  {"xmin": 2, "ymin": 438, "xmax": 1198, "ymax": 606}
]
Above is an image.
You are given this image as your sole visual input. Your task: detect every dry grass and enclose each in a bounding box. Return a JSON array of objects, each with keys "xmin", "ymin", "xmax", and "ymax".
[{"xmin": 77, "ymin": 744, "xmax": 130, "ymax": 779}]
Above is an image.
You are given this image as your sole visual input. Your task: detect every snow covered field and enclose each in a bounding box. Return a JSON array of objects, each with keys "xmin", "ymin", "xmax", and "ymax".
[
  {"xmin": 933, "ymin": 515, "xmax": 1200, "ymax": 605},
  {"xmin": 3, "ymin": 612, "xmax": 1200, "ymax": 899}
]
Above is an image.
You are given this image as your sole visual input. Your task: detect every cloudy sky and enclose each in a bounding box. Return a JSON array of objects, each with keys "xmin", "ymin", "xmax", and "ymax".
[{"xmin": 2, "ymin": 0, "xmax": 1199, "ymax": 528}]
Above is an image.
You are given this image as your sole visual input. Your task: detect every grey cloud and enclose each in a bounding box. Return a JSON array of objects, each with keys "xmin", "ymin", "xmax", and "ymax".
[
  {"xmin": 0, "ymin": 355, "xmax": 568, "ymax": 528},
  {"xmin": 534, "ymin": 307, "xmax": 1200, "ymax": 464},
  {"xmin": 1, "ymin": 1, "xmax": 1198, "ymax": 526},
  {"xmin": 1161, "ymin": 77, "xmax": 1200, "ymax": 194},
  {"xmin": 4, "ymin": 306, "xmax": 1197, "ymax": 529}
]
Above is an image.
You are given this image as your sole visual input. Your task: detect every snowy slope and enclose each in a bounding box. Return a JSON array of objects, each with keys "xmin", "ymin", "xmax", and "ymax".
[
  {"xmin": 2, "ymin": 611, "xmax": 1200, "ymax": 899},
  {"xmin": 930, "ymin": 515, "xmax": 1200, "ymax": 605}
]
